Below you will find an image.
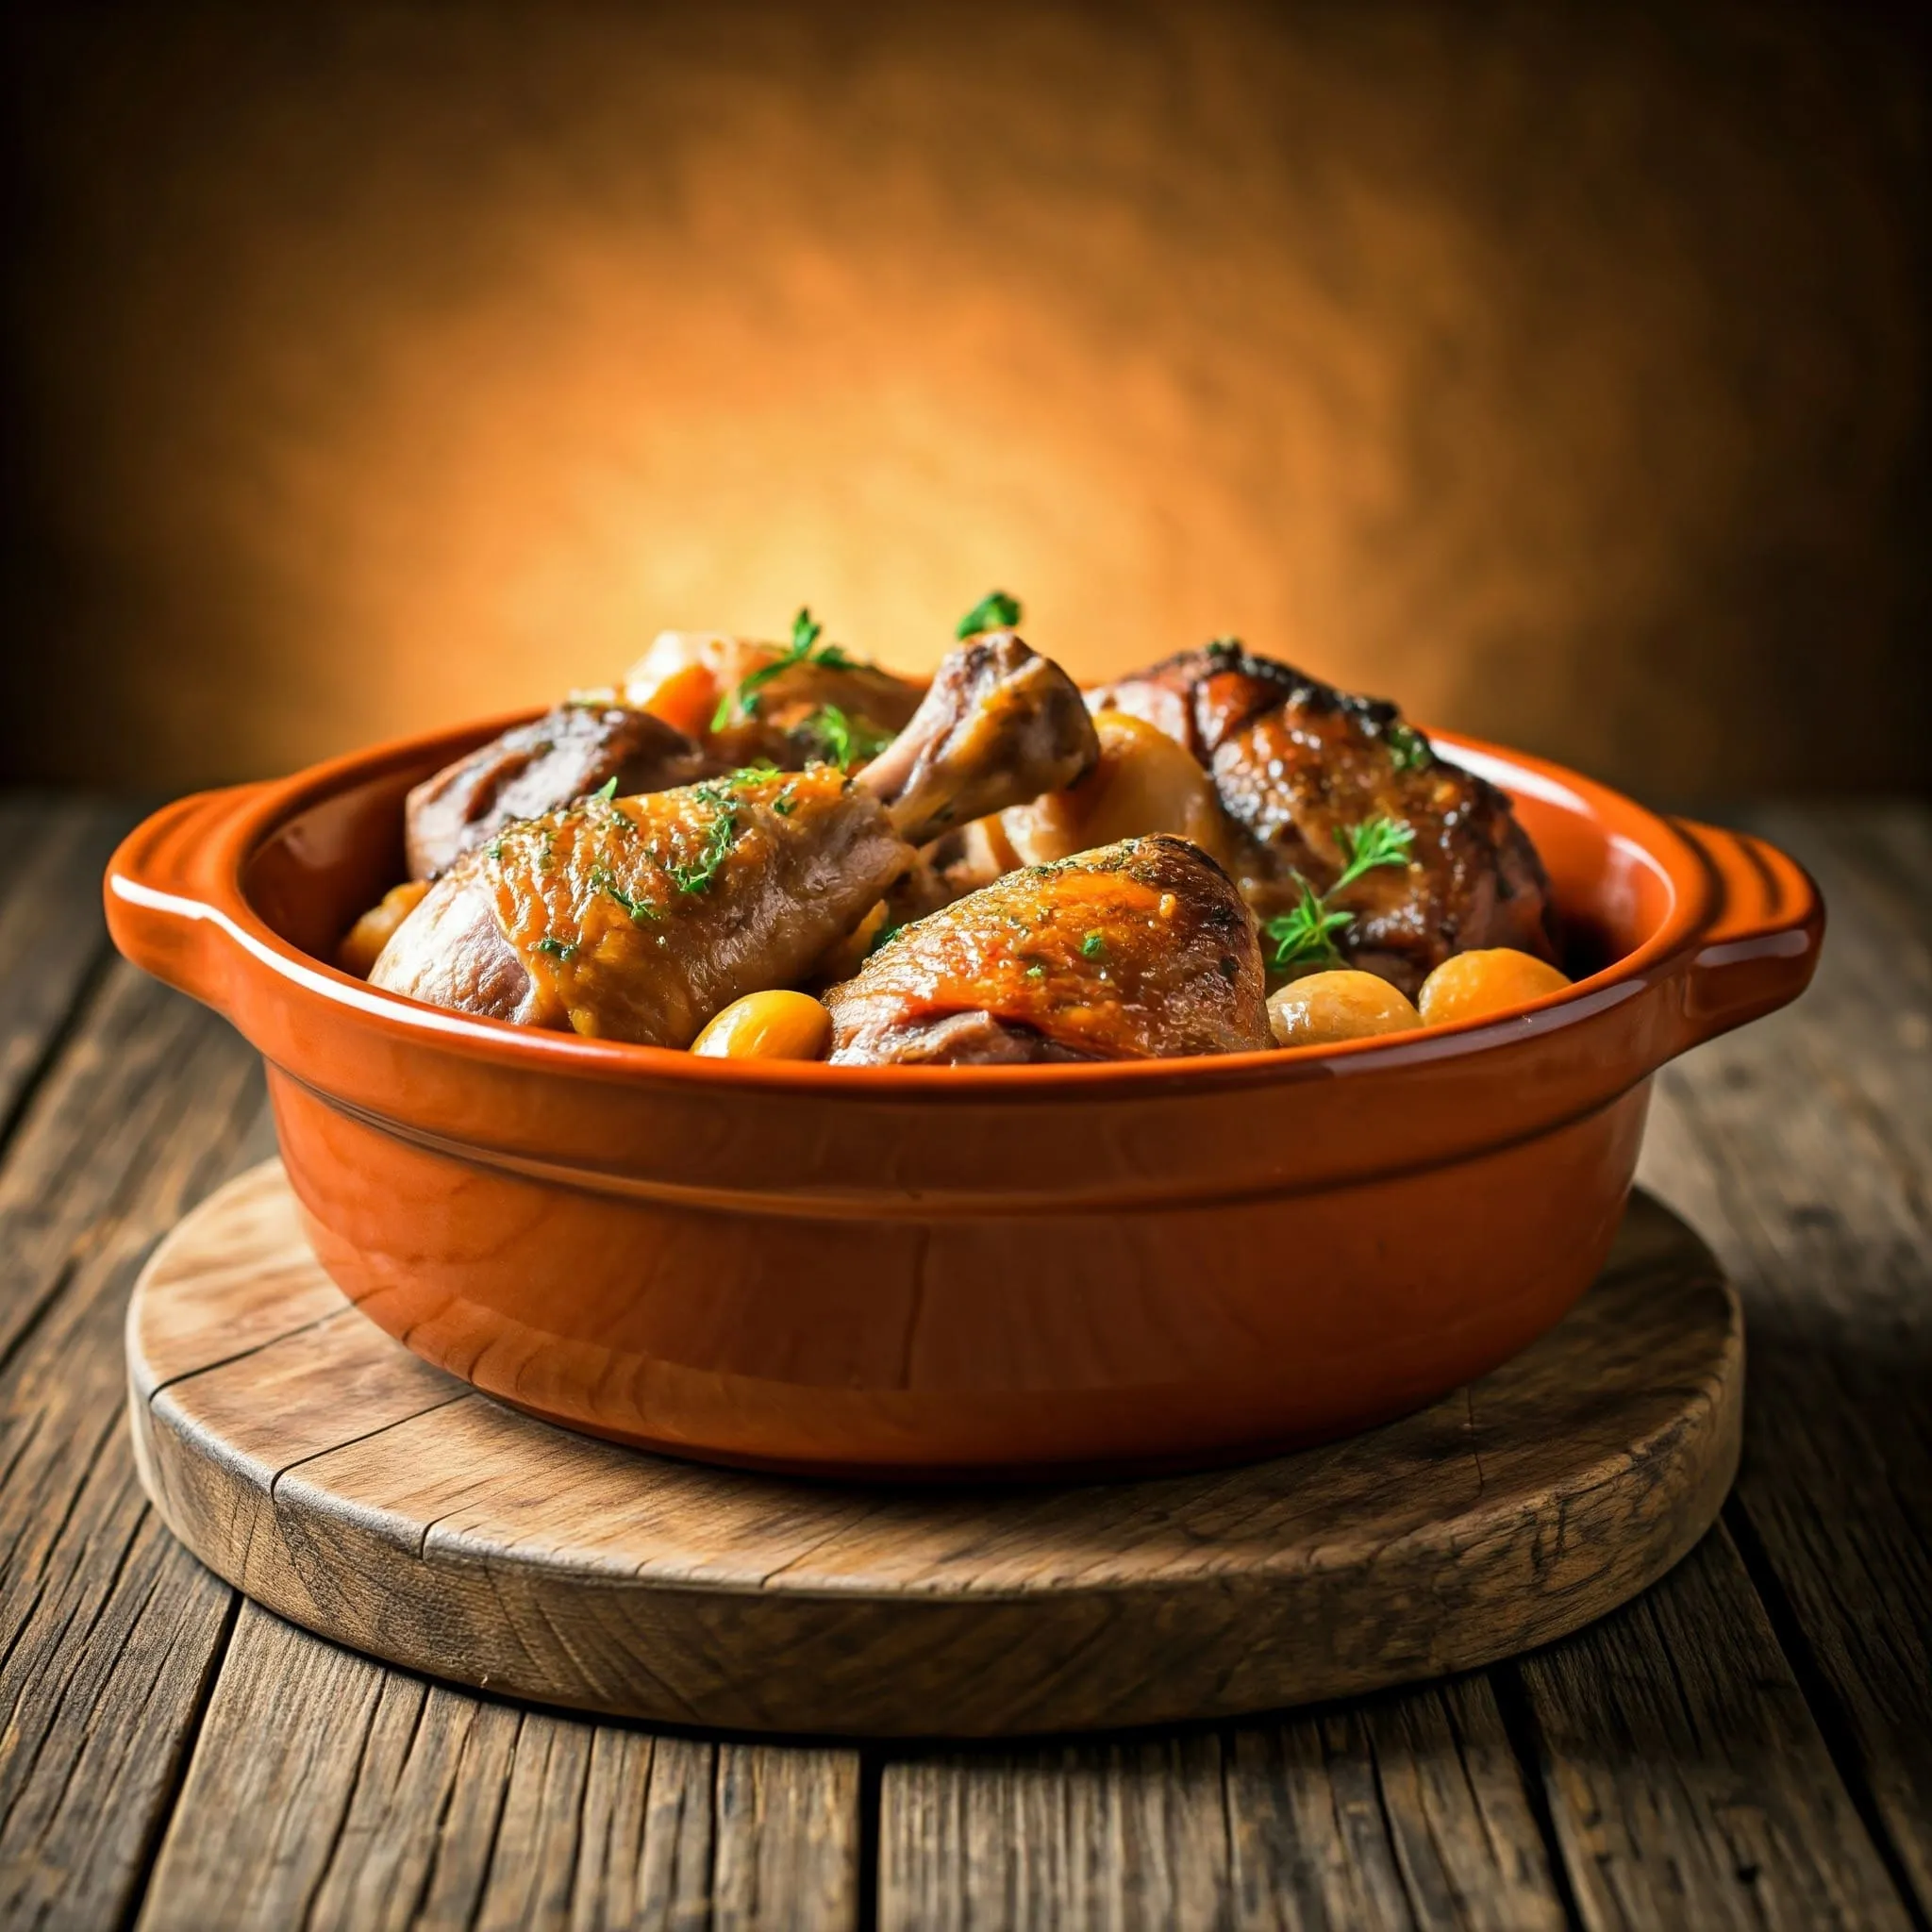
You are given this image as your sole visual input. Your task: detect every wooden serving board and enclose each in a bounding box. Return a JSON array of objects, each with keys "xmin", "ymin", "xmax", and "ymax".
[{"xmin": 126, "ymin": 1160, "xmax": 1741, "ymax": 1738}]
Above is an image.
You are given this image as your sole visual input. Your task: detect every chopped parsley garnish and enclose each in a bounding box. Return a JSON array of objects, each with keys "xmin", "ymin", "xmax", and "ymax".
[
  {"xmin": 867, "ymin": 920, "xmax": 904, "ymax": 957},
  {"xmin": 723, "ymin": 764, "xmax": 801, "ymax": 815},
  {"xmin": 1025, "ymin": 963, "xmax": 1046, "ymax": 980},
  {"xmin": 956, "ymin": 590, "xmax": 1021, "ymax": 640},
  {"xmin": 1384, "ymin": 721, "xmax": 1433, "ymax": 773},
  {"xmin": 588, "ymin": 864, "xmax": 658, "ymax": 924},
  {"xmin": 797, "ymin": 703, "xmax": 891, "ymax": 772},
  {"xmin": 666, "ymin": 791, "xmax": 740, "ymax": 894},
  {"xmin": 1080, "ymin": 931, "xmax": 1107, "ymax": 958},
  {"xmin": 1262, "ymin": 814, "xmax": 1414, "ymax": 972},
  {"xmin": 534, "ymin": 936, "xmax": 577, "ymax": 960},
  {"xmin": 591, "ymin": 774, "xmax": 620, "ymax": 803},
  {"xmin": 1205, "ymin": 635, "xmax": 1241, "ymax": 660},
  {"xmin": 710, "ymin": 608, "xmax": 857, "ymax": 730}
]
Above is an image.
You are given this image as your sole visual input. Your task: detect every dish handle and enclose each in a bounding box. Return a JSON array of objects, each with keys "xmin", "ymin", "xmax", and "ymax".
[
  {"xmin": 1671, "ymin": 818, "xmax": 1824, "ymax": 1050},
  {"xmin": 103, "ymin": 785, "xmax": 270, "ymax": 1016}
]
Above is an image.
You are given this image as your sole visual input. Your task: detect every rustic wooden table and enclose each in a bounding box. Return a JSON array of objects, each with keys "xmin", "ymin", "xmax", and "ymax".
[{"xmin": 0, "ymin": 795, "xmax": 1925, "ymax": 1929}]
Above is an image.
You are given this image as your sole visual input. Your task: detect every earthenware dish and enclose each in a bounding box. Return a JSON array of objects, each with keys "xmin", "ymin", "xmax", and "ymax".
[{"xmin": 107, "ymin": 716, "xmax": 1821, "ymax": 1477}]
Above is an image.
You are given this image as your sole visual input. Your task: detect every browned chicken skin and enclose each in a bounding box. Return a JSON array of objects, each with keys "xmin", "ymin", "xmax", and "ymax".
[
  {"xmin": 824, "ymin": 835, "xmax": 1270, "ymax": 1064},
  {"xmin": 371, "ymin": 636, "xmax": 1100, "ymax": 1044},
  {"xmin": 1089, "ymin": 642, "xmax": 1557, "ymax": 994},
  {"xmin": 405, "ymin": 703, "xmax": 723, "ymax": 882}
]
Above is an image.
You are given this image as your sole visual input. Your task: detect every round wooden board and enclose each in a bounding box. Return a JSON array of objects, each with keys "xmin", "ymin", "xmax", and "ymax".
[{"xmin": 126, "ymin": 1160, "xmax": 1741, "ymax": 1739}]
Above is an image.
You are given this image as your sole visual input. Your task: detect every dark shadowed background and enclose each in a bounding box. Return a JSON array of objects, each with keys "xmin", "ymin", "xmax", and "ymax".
[{"xmin": 2, "ymin": 1, "xmax": 1925, "ymax": 801}]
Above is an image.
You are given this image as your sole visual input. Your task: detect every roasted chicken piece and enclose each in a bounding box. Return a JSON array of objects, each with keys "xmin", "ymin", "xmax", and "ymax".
[
  {"xmin": 824, "ymin": 835, "xmax": 1270, "ymax": 1064},
  {"xmin": 621, "ymin": 618, "xmax": 926, "ymax": 770},
  {"xmin": 370, "ymin": 635, "xmax": 1099, "ymax": 1044},
  {"xmin": 405, "ymin": 702, "xmax": 722, "ymax": 882},
  {"xmin": 1088, "ymin": 642, "xmax": 1558, "ymax": 994}
]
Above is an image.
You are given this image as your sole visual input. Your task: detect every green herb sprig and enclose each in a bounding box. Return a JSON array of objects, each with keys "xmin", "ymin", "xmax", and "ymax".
[
  {"xmin": 588, "ymin": 863, "xmax": 658, "ymax": 924},
  {"xmin": 665, "ymin": 787, "xmax": 741, "ymax": 895},
  {"xmin": 797, "ymin": 703, "xmax": 891, "ymax": 772},
  {"xmin": 723, "ymin": 762, "xmax": 801, "ymax": 814},
  {"xmin": 711, "ymin": 608, "xmax": 856, "ymax": 731},
  {"xmin": 956, "ymin": 590, "xmax": 1021, "ymax": 640},
  {"xmin": 1263, "ymin": 816, "xmax": 1415, "ymax": 973}
]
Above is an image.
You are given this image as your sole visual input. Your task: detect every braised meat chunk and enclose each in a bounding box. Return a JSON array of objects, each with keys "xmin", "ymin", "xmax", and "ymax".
[
  {"xmin": 405, "ymin": 702, "xmax": 722, "ymax": 881},
  {"xmin": 370, "ymin": 635, "xmax": 1099, "ymax": 1045},
  {"xmin": 824, "ymin": 835, "xmax": 1270, "ymax": 1064},
  {"xmin": 1089, "ymin": 642, "xmax": 1557, "ymax": 994}
]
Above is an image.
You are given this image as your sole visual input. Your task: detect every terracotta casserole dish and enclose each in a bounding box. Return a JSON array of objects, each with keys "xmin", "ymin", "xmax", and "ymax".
[{"xmin": 106, "ymin": 718, "xmax": 1821, "ymax": 1478}]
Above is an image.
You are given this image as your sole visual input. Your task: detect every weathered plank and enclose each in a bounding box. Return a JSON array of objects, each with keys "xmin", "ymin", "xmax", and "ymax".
[
  {"xmin": 0, "ymin": 965, "xmax": 270, "ymax": 1929},
  {"xmin": 879, "ymin": 1674, "xmax": 1565, "ymax": 1929},
  {"xmin": 138, "ymin": 1602, "xmax": 864, "ymax": 1931},
  {"xmin": 1515, "ymin": 1524, "xmax": 1911, "ymax": 1929},
  {"xmin": 3, "ymin": 795, "xmax": 1924, "ymax": 1932},
  {"xmin": 0, "ymin": 794, "xmax": 136, "ymax": 1149},
  {"xmin": 1639, "ymin": 803, "xmax": 1932, "ymax": 1914}
]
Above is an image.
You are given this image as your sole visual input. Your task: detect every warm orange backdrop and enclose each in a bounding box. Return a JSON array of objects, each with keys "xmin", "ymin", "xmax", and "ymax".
[{"xmin": 1, "ymin": 3, "xmax": 1925, "ymax": 797}]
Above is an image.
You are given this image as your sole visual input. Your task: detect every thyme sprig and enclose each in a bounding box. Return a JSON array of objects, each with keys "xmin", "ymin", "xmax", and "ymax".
[{"xmin": 1263, "ymin": 816, "xmax": 1415, "ymax": 972}]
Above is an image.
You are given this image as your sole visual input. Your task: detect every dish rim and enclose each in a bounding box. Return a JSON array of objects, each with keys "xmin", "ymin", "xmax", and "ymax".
[{"xmin": 108, "ymin": 708, "xmax": 1722, "ymax": 1096}]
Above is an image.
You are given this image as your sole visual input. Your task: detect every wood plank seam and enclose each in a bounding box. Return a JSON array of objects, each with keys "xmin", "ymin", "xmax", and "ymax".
[
  {"xmin": 1490, "ymin": 1663, "xmax": 1591, "ymax": 1932},
  {"xmin": 1724, "ymin": 1499, "xmax": 1932, "ymax": 1932},
  {"xmin": 259, "ymin": 1393, "xmax": 475, "ymax": 1510},
  {"xmin": 1641, "ymin": 808, "xmax": 1932, "ymax": 1925},
  {"xmin": 7, "ymin": 796, "xmax": 1911, "ymax": 1926},
  {"xmin": 0, "ymin": 941, "xmax": 115, "ymax": 1177},
  {"xmin": 137, "ymin": 1305, "xmax": 360, "ymax": 1404},
  {"xmin": 857, "ymin": 1748, "xmax": 885, "ymax": 1932},
  {"xmin": 0, "ymin": 1402, "xmax": 125, "ymax": 1696},
  {"xmin": 278, "ymin": 1637, "xmax": 391, "ymax": 1931},
  {"xmin": 119, "ymin": 1591, "xmax": 243, "ymax": 1930},
  {"xmin": 1357, "ymin": 1721, "xmax": 1431, "ymax": 1927}
]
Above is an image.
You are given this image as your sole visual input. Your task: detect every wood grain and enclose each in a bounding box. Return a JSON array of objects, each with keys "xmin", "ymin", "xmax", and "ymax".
[
  {"xmin": 129, "ymin": 1162, "xmax": 1741, "ymax": 1737},
  {"xmin": 0, "ymin": 794, "xmax": 133, "ymax": 1143},
  {"xmin": 1639, "ymin": 803, "xmax": 1932, "ymax": 1917},
  {"xmin": 138, "ymin": 1601, "xmax": 863, "ymax": 1932},
  {"xmin": 880, "ymin": 1675, "xmax": 1568, "ymax": 1929},
  {"xmin": 0, "ymin": 965, "xmax": 270, "ymax": 1929},
  {"xmin": 1513, "ymin": 1524, "xmax": 1911, "ymax": 1929},
  {"xmin": 5, "ymin": 794, "xmax": 1927, "ymax": 1926}
]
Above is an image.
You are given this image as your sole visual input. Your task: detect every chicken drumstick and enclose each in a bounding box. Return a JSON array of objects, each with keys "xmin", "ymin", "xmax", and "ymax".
[
  {"xmin": 370, "ymin": 634, "xmax": 1099, "ymax": 1044},
  {"xmin": 824, "ymin": 834, "xmax": 1270, "ymax": 1064}
]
